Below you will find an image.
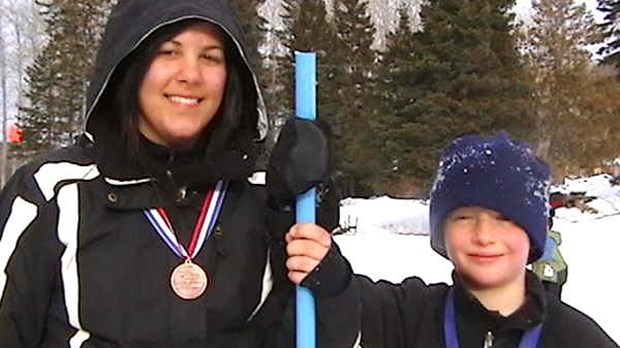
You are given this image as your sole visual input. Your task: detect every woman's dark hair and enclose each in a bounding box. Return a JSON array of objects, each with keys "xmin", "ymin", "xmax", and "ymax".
[{"xmin": 92, "ymin": 18, "xmax": 258, "ymax": 169}]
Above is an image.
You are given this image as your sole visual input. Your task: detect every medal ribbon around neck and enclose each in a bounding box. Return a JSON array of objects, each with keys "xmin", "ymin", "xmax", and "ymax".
[
  {"xmin": 444, "ymin": 288, "xmax": 542, "ymax": 348},
  {"xmin": 144, "ymin": 180, "xmax": 228, "ymax": 260}
]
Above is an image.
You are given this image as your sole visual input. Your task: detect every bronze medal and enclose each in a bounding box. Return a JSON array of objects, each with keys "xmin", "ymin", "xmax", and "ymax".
[
  {"xmin": 170, "ymin": 261, "xmax": 208, "ymax": 300},
  {"xmin": 145, "ymin": 181, "xmax": 227, "ymax": 300}
]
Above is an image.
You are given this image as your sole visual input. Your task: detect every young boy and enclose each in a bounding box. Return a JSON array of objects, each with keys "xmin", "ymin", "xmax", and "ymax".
[{"xmin": 285, "ymin": 133, "xmax": 618, "ymax": 348}]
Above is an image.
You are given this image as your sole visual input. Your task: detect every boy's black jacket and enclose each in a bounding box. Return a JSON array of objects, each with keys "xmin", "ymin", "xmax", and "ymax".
[{"xmin": 293, "ymin": 244, "xmax": 619, "ymax": 348}]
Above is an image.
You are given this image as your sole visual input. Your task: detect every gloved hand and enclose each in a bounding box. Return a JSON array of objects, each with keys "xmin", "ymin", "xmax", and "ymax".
[{"xmin": 267, "ymin": 118, "xmax": 330, "ymax": 205}]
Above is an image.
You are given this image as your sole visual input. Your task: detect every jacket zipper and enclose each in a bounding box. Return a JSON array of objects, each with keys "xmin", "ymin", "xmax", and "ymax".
[
  {"xmin": 165, "ymin": 150, "xmax": 187, "ymax": 201},
  {"xmin": 483, "ymin": 331, "xmax": 494, "ymax": 348}
]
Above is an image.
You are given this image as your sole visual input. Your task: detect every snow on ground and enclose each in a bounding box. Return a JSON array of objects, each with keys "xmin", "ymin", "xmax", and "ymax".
[{"xmin": 334, "ymin": 174, "xmax": 620, "ymax": 343}]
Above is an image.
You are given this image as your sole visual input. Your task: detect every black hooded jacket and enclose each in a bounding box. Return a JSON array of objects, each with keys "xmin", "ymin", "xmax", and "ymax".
[{"xmin": 0, "ymin": 1, "xmax": 294, "ymax": 347}]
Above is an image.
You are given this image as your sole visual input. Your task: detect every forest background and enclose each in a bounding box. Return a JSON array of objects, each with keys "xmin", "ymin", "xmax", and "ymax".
[{"xmin": 1, "ymin": 0, "xmax": 620, "ymax": 199}]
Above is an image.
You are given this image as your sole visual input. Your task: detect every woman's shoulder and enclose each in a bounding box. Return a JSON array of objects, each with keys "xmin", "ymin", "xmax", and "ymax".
[
  {"xmin": 228, "ymin": 171, "xmax": 268, "ymax": 201},
  {"xmin": 14, "ymin": 144, "xmax": 96, "ymax": 183},
  {"xmin": 3, "ymin": 144, "xmax": 96, "ymax": 204}
]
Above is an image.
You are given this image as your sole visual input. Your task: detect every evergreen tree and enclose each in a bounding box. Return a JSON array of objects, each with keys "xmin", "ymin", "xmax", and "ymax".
[
  {"xmin": 17, "ymin": 0, "xmax": 113, "ymax": 160},
  {"xmin": 228, "ymin": 0, "xmax": 266, "ymax": 72},
  {"xmin": 259, "ymin": 18, "xmax": 285, "ymax": 148},
  {"xmin": 276, "ymin": 0, "xmax": 338, "ymax": 118},
  {"xmin": 519, "ymin": 0, "xmax": 620, "ymax": 174},
  {"xmin": 374, "ymin": 0, "xmax": 533, "ymax": 194},
  {"xmin": 597, "ymin": 0, "xmax": 620, "ymax": 72},
  {"xmin": 373, "ymin": 6, "xmax": 430, "ymax": 196},
  {"xmin": 329, "ymin": 0, "xmax": 378, "ymax": 197}
]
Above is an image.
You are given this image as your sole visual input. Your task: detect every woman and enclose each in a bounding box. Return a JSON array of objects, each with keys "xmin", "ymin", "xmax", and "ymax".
[{"xmin": 0, "ymin": 0, "xmax": 333, "ymax": 346}]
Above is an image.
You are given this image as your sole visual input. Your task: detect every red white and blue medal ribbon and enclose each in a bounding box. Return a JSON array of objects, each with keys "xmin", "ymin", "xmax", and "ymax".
[
  {"xmin": 143, "ymin": 180, "xmax": 228, "ymax": 299},
  {"xmin": 444, "ymin": 289, "xmax": 542, "ymax": 348},
  {"xmin": 144, "ymin": 180, "xmax": 227, "ymax": 259}
]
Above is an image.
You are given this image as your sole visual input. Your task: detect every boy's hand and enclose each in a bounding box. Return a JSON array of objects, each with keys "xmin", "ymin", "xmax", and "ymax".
[{"xmin": 285, "ymin": 224, "xmax": 332, "ymax": 284}]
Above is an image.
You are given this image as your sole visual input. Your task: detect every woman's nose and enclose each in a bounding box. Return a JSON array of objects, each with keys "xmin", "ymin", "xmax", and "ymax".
[{"xmin": 176, "ymin": 57, "xmax": 202, "ymax": 84}]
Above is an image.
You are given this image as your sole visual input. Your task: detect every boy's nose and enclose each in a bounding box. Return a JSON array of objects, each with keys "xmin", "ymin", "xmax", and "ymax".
[{"xmin": 472, "ymin": 218, "xmax": 495, "ymax": 245}]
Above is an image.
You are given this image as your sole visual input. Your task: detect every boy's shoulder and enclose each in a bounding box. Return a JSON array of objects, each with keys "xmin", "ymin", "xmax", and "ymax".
[{"xmin": 544, "ymin": 296, "xmax": 618, "ymax": 347}]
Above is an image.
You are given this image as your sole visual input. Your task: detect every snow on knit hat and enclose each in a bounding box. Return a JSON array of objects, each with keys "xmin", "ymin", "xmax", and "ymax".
[{"xmin": 429, "ymin": 132, "xmax": 550, "ymax": 263}]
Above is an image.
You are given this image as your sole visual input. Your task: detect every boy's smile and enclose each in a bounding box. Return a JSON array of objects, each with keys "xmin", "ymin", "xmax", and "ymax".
[{"xmin": 467, "ymin": 251, "xmax": 504, "ymax": 263}]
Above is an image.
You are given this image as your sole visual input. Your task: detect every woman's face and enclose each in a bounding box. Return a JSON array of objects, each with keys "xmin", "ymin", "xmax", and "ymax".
[
  {"xmin": 138, "ymin": 21, "xmax": 227, "ymax": 149},
  {"xmin": 445, "ymin": 206, "xmax": 530, "ymax": 291}
]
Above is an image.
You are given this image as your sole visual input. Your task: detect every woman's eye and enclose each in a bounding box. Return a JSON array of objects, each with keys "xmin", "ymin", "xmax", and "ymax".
[
  {"xmin": 158, "ymin": 49, "xmax": 176, "ymax": 56},
  {"xmin": 201, "ymin": 53, "xmax": 223, "ymax": 63}
]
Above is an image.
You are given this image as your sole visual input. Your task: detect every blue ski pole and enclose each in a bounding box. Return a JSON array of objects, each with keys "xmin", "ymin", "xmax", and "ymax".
[{"xmin": 295, "ymin": 51, "xmax": 317, "ymax": 348}]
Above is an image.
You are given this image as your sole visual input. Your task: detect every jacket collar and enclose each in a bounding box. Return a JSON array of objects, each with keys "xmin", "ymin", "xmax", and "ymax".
[
  {"xmin": 89, "ymin": 134, "xmax": 253, "ymax": 186},
  {"xmin": 452, "ymin": 270, "xmax": 547, "ymax": 332}
]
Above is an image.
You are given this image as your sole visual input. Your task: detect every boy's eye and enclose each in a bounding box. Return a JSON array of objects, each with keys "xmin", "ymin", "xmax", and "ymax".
[
  {"xmin": 452, "ymin": 214, "xmax": 473, "ymax": 221},
  {"xmin": 496, "ymin": 214, "xmax": 512, "ymax": 222}
]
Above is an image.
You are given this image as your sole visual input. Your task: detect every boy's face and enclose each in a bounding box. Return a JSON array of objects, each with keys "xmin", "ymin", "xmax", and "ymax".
[{"xmin": 445, "ymin": 206, "xmax": 530, "ymax": 291}]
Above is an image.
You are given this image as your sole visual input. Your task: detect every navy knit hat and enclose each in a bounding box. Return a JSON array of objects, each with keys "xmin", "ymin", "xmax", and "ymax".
[{"xmin": 429, "ymin": 132, "xmax": 550, "ymax": 263}]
